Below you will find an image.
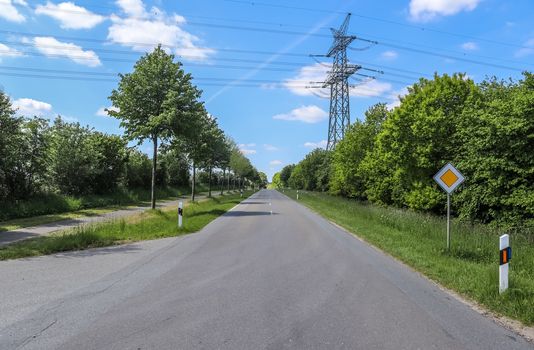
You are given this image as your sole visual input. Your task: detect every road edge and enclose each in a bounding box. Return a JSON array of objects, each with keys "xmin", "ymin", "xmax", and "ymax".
[{"xmin": 277, "ymin": 189, "xmax": 534, "ymax": 344}]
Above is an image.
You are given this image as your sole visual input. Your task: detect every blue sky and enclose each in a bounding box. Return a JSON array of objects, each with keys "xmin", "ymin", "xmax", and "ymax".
[{"xmin": 1, "ymin": 0, "xmax": 533, "ymax": 180}]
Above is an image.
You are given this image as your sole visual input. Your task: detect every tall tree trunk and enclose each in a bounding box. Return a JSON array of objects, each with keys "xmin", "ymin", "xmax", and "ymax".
[
  {"xmin": 208, "ymin": 166, "xmax": 212, "ymax": 198},
  {"xmin": 151, "ymin": 135, "xmax": 158, "ymax": 209},
  {"xmin": 221, "ymin": 168, "xmax": 225, "ymax": 195},
  {"xmin": 227, "ymin": 170, "xmax": 230, "ymax": 193},
  {"xmin": 191, "ymin": 161, "xmax": 196, "ymax": 202}
]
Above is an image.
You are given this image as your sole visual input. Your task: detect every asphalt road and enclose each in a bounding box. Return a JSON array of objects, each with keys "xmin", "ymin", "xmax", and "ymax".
[{"xmin": 0, "ymin": 189, "xmax": 532, "ymax": 349}]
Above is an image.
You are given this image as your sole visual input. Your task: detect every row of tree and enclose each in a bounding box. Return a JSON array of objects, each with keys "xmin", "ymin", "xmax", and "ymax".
[
  {"xmin": 274, "ymin": 72, "xmax": 534, "ymax": 228},
  {"xmin": 0, "ymin": 46, "xmax": 266, "ymax": 207}
]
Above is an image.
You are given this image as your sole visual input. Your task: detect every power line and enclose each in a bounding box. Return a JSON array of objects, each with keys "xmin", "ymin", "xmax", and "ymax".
[
  {"xmin": 370, "ymin": 39, "xmax": 526, "ymax": 72},
  {"xmin": 2, "ymin": 24, "xmax": 529, "ymax": 73},
  {"xmin": 0, "ymin": 64, "xmax": 413, "ymax": 86},
  {"xmin": 0, "ymin": 46, "xmax": 419, "ymax": 85},
  {"xmin": 218, "ymin": 0, "xmax": 531, "ymax": 50},
  {"xmin": 354, "ymin": 32, "xmax": 534, "ymax": 68},
  {"xmin": 0, "ymin": 71, "xmax": 398, "ymax": 97}
]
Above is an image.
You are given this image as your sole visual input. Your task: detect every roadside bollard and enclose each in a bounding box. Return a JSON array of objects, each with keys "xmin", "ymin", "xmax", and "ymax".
[
  {"xmin": 178, "ymin": 201, "xmax": 183, "ymax": 228},
  {"xmin": 297, "ymin": 190, "xmax": 299, "ymax": 200},
  {"xmin": 499, "ymin": 234, "xmax": 511, "ymax": 294}
]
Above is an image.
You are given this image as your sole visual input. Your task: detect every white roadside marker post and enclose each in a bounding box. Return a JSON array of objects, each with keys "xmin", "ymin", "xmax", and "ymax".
[
  {"xmin": 297, "ymin": 190, "xmax": 299, "ymax": 200},
  {"xmin": 433, "ymin": 163, "xmax": 465, "ymax": 251},
  {"xmin": 499, "ymin": 234, "xmax": 511, "ymax": 294},
  {"xmin": 178, "ymin": 201, "xmax": 183, "ymax": 228}
]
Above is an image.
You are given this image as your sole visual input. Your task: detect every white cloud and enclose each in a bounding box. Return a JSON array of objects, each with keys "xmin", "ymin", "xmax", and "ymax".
[
  {"xmin": 12, "ymin": 98, "xmax": 52, "ymax": 116},
  {"xmin": 33, "ymin": 36, "xmax": 101, "ymax": 67},
  {"xmin": 239, "ymin": 148, "xmax": 256, "ymax": 155},
  {"xmin": 386, "ymin": 86, "xmax": 410, "ymax": 110},
  {"xmin": 0, "ymin": 0, "xmax": 26, "ymax": 23},
  {"xmin": 381, "ymin": 50, "xmax": 398, "ymax": 60},
  {"xmin": 461, "ymin": 42, "xmax": 478, "ymax": 51},
  {"xmin": 116, "ymin": 0, "xmax": 146, "ymax": 18},
  {"xmin": 0, "ymin": 43, "xmax": 23, "ymax": 57},
  {"xmin": 36, "ymin": 2, "xmax": 105, "ymax": 29},
  {"xmin": 96, "ymin": 106, "xmax": 119, "ymax": 117},
  {"xmin": 409, "ymin": 0, "xmax": 481, "ymax": 22},
  {"xmin": 108, "ymin": 0, "xmax": 215, "ymax": 61},
  {"xmin": 304, "ymin": 140, "xmax": 327, "ymax": 149},
  {"xmin": 273, "ymin": 105, "xmax": 327, "ymax": 124},
  {"xmin": 284, "ymin": 63, "xmax": 392, "ymax": 98},
  {"xmin": 269, "ymin": 160, "xmax": 283, "ymax": 166},
  {"xmin": 284, "ymin": 63, "xmax": 329, "ymax": 96},
  {"xmin": 515, "ymin": 38, "xmax": 534, "ymax": 58},
  {"xmin": 351, "ymin": 80, "xmax": 392, "ymax": 98},
  {"xmin": 238, "ymin": 143, "xmax": 256, "ymax": 155},
  {"xmin": 264, "ymin": 144, "xmax": 279, "ymax": 151}
]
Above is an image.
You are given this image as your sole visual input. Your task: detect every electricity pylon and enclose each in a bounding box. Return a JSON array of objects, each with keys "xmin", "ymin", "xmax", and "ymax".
[
  {"xmin": 307, "ymin": 14, "xmax": 381, "ymax": 150},
  {"xmin": 324, "ymin": 14, "xmax": 359, "ymax": 151}
]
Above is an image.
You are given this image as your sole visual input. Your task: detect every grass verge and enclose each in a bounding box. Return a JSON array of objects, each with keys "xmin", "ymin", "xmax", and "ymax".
[
  {"xmin": 0, "ymin": 190, "xmax": 253, "ymax": 261},
  {"xmin": 283, "ymin": 189, "xmax": 534, "ymax": 326},
  {"xmin": 0, "ymin": 185, "xmax": 220, "ymax": 232}
]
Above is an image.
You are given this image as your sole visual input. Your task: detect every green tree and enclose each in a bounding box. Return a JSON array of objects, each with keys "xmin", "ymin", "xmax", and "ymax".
[
  {"xmin": 49, "ymin": 118, "xmax": 97, "ymax": 195},
  {"xmin": 271, "ymin": 172, "xmax": 282, "ymax": 189},
  {"xmin": 180, "ymin": 110, "xmax": 211, "ymax": 201},
  {"xmin": 258, "ymin": 171, "xmax": 268, "ymax": 188},
  {"xmin": 125, "ymin": 149, "xmax": 152, "ymax": 188},
  {"xmin": 88, "ymin": 132, "xmax": 127, "ymax": 194},
  {"xmin": 0, "ymin": 92, "xmax": 24, "ymax": 200},
  {"xmin": 279, "ymin": 164, "xmax": 295, "ymax": 188},
  {"xmin": 290, "ymin": 148, "xmax": 329, "ymax": 191},
  {"xmin": 109, "ymin": 45, "xmax": 199, "ymax": 208},
  {"xmin": 288, "ymin": 164, "xmax": 304, "ymax": 189},
  {"xmin": 456, "ymin": 72, "xmax": 534, "ymax": 226},
  {"xmin": 22, "ymin": 117, "xmax": 51, "ymax": 196},
  {"xmin": 361, "ymin": 73, "xmax": 479, "ymax": 211},
  {"xmin": 329, "ymin": 103, "xmax": 387, "ymax": 198}
]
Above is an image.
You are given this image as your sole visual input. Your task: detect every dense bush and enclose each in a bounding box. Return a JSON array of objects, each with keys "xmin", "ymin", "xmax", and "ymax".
[
  {"xmin": 0, "ymin": 92, "xmax": 192, "ymax": 204},
  {"xmin": 276, "ymin": 72, "xmax": 534, "ymax": 228}
]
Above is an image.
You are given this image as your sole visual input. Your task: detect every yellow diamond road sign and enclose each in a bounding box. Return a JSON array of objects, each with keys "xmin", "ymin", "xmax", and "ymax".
[{"xmin": 433, "ymin": 163, "xmax": 464, "ymax": 194}]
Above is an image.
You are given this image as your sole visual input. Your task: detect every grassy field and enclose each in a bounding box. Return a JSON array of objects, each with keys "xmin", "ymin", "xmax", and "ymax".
[
  {"xmin": 0, "ymin": 190, "xmax": 253, "ymax": 261},
  {"xmin": 282, "ymin": 189, "xmax": 534, "ymax": 326},
  {"xmin": 0, "ymin": 185, "xmax": 219, "ymax": 231}
]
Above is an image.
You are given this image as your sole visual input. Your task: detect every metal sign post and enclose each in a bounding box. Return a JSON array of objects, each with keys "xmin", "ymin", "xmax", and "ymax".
[
  {"xmin": 433, "ymin": 163, "xmax": 465, "ymax": 251},
  {"xmin": 178, "ymin": 201, "xmax": 183, "ymax": 228},
  {"xmin": 499, "ymin": 234, "xmax": 511, "ymax": 294},
  {"xmin": 447, "ymin": 193, "xmax": 450, "ymax": 250}
]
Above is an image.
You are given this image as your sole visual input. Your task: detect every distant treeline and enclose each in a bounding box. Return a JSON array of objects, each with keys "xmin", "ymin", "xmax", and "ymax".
[
  {"xmin": 0, "ymin": 46, "xmax": 268, "ymax": 211},
  {"xmin": 0, "ymin": 110, "xmax": 188, "ymax": 200},
  {"xmin": 273, "ymin": 72, "xmax": 534, "ymax": 228}
]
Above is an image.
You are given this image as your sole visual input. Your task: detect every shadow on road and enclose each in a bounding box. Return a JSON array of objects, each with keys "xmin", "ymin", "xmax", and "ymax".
[
  {"xmin": 224, "ymin": 211, "xmax": 277, "ymax": 217},
  {"xmin": 52, "ymin": 243, "xmax": 144, "ymax": 259}
]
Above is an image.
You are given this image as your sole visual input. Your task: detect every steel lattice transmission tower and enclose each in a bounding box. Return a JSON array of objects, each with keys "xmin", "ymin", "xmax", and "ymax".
[
  {"xmin": 308, "ymin": 14, "xmax": 381, "ymax": 150},
  {"xmin": 321, "ymin": 14, "xmax": 360, "ymax": 151}
]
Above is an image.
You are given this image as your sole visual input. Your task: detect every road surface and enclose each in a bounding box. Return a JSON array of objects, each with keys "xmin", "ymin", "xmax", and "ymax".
[
  {"xmin": 0, "ymin": 190, "xmax": 532, "ymax": 349},
  {"xmin": 0, "ymin": 192, "xmax": 219, "ymax": 246}
]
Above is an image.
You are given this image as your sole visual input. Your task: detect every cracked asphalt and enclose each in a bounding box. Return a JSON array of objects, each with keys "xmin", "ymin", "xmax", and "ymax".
[{"xmin": 0, "ymin": 190, "xmax": 532, "ymax": 349}]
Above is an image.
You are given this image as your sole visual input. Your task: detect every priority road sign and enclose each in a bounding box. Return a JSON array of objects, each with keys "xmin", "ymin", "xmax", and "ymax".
[
  {"xmin": 433, "ymin": 163, "xmax": 465, "ymax": 251},
  {"xmin": 433, "ymin": 163, "xmax": 465, "ymax": 194}
]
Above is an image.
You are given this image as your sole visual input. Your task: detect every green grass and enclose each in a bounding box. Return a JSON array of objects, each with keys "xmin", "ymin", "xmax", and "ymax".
[
  {"xmin": 0, "ymin": 185, "xmax": 218, "ymax": 231},
  {"xmin": 283, "ymin": 189, "xmax": 534, "ymax": 326},
  {"xmin": 0, "ymin": 190, "xmax": 253, "ymax": 261}
]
